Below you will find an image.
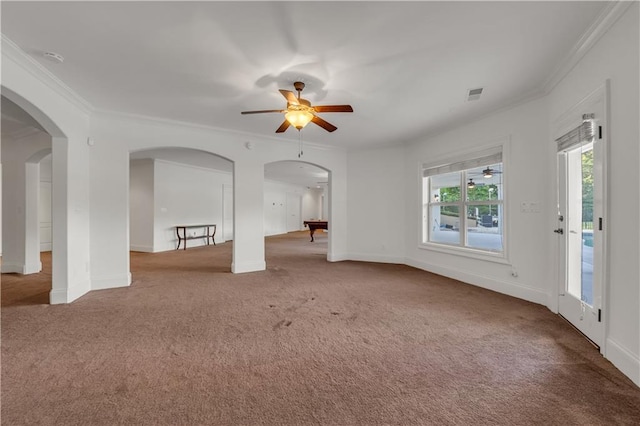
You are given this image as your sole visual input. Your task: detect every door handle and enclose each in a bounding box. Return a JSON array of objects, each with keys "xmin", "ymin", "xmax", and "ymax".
[{"xmin": 553, "ymin": 228, "xmax": 564, "ymax": 235}]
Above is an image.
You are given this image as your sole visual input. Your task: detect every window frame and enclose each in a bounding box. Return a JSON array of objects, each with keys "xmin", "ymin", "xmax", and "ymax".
[{"xmin": 420, "ymin": 142, "xmax": 509, "ymax": 264}]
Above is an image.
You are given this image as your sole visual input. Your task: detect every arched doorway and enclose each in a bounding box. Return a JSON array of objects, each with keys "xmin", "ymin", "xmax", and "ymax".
[
  {"xmin": 263, "ymin": 160, "xmax": 330, "ymax": 258},
  {"xmin": 1, "ymin": 93, "xmax": 64, "ymax": 304},
  {"xmin": 128, "ymin": 147, "xmax": 234, "ymax": 272}
]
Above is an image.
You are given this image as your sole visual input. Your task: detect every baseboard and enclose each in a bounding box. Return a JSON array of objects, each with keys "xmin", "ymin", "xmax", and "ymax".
[
  {"xmin": 232, "ymin": 260, "xmax": 266, "ymax": 273},
  {"xmin": 606, "ymin": 338, "xmax": 640, "ymax": 386},
  {"xmin": 130, "ymin": 244, "xmax": 154, "ymax": 253},
  {"xmin": 1, "ymin": 261, "xmax": 42, "ymax": 274},
  {"xmin": 405, "ymin": 257, "xmax": 548, "ymax": 305},
  {"xmin": 327, "ymin": 252, "xmax": 349, "ymax": 262},
  {"xmin": 40, "ymin": 243, "xmax": 52, "ymax": 252},
  {"xmin": 346, "ymin": 252, "xmax": 405, "ymax": 264},
  {"xmin": 91, "ymin": 273, "xmax": 132, "ymax": 291},
  {"xmin": 50, "ymin": 280, "xmax": 91, "ymax": 304},
  {"xmin": 23, "ymin": 261, "xmax": 43, "ymax": 274}
]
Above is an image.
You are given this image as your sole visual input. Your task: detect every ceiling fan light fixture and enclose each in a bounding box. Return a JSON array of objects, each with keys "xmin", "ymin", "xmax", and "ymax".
[
  {"xmin": 285, "ymin": 110, "xmax": 314, "ymax": 130},
  {"xmin": 468, "ymin": 179, "xmax": 475, "ymax": 189},
  {"xmin": 483, "ymin": 169, "xmax": 493, "ymax": 178}
]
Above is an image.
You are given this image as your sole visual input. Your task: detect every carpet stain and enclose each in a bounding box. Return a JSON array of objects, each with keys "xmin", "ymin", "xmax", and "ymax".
[{"xmin": 273, "ymin": 319, "xmax": 293, "ymax": 330}]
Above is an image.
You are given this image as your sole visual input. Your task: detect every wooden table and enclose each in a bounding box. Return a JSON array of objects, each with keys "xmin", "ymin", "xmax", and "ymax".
[
  {"xmin": 175, "ymin": 224, "xmax": 216, "ymax": 250},
  {"xmin": 303, "ymin": 220, "xmax": 328, "ymax": 242}
]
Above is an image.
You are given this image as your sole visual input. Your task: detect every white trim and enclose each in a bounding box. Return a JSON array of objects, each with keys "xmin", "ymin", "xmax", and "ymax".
[
  {"xmin": 346, "ymin": 253, "xmax": 405, "ymax": 264},
  {"xmin": 542, "ymin": 1, "xmax": 633, "ymax": 93},
  {"xmin": 606, "ymin": 338, "xmax": 640, "ymax": 387},
  {"xmin": 152, "ymin": 158, "xmax": 233, "ymax": 176},
  {"xmin": 421, "ymin": 137, "xmax": 510, "ymax": 261},
  {"xmin": 95, "ymin": 109, "xmax": 346, "ymax": 153},
  {"xmin": 231, "ymin": 260, "xmax": 266, "ymax": 273},
  {"xmin": 552, "ymin": 81, "xmax": 609, "ymax": 352},
  {"xmin": 327, "ymin": 252, "xmax": 348, "ymax": 262},
  {"xmin": 130, "ymin": 245, "xmax": 154, "ymax": 253},
  {"xmin": 418, "ymin": 242, "xmax": 510, "ymax": 265},
  {"xmin": 1, "ymin": 35, "xmax": 93, "ymax": 116},
  {"xmin": 50, "ymin": 281, "xmax": 91, "ymax": 304},
  {"xmin": 91, "ymin": 273, "xmax": 132, "ymax": 291},
  {"xmin": 0, "ymin": 262, "xmax": 41, "ymax": 274},
  {"xmin": 405, "ymin": 257, "xmax": 548, "ymax": 306},
  {"xmin": 2, "ymin": 127, "xmax": 43, "ymax": 141}
]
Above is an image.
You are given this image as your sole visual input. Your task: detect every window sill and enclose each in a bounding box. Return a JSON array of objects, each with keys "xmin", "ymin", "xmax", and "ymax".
[{"xmin": 418, "ymin": 242, "xmax": 511, "ymax": 265}]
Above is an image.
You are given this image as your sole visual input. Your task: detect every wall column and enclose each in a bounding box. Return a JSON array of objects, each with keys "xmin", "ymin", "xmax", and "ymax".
[
  {"xmin": 23, "ymin": 162, "xmax": 42, "ymax": 273},
  {"xmin": 50, "ymin": 135, "xmax": 92, "ymax": 303},
  {"xmin": 232, "ymin": 159, "xmax": 265, "ymax": 273}
]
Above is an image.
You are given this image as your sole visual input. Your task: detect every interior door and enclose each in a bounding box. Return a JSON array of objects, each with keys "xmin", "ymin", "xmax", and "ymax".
[
  {"xmin": 286, "ymin": 193, "xmax": 301, "ymax": 232},
  {"xmin": 556, "ymin": 115, "xmax": 605, "ymax": 348}
]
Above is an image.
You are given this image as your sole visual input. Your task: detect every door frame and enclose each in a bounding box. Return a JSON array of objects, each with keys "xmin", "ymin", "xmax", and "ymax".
[{"xmin": 552, "ymin": 81, "xmax": 609, "ymax": 354}]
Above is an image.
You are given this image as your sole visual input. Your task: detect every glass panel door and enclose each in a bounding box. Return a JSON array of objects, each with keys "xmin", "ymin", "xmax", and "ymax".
[
  {"xmin": 557, "ymin": 133, "xmax": 603, "ymax": 348},
  {"xmin": 565, "ymin": 143, "xmax": 594, "ymax": 305}
]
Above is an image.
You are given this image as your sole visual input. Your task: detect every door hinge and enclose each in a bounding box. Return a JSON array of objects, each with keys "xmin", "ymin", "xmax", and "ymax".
[
  {"xmin": 598, "ymin": 126, "xmax": 602, "ymax": 139},
  {"xmin": 598, "ymin": 217, "xmax": 603, "ymax": 231},
  {"xmin": 598, "ymin": 309, "xmax": 602, "ymax": 322}
]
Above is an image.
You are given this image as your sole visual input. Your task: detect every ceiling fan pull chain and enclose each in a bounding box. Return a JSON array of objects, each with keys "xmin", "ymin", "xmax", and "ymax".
[{"xmin": 298, "ymin": 131, "xmax": 304, "ymax": 158}]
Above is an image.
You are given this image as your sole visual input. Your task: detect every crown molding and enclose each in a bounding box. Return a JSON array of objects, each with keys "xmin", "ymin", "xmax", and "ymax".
[
  {"xmin": 93, "ymin": 108, "xmax": 347, "ymax": 153},
  {"xmin": 541, "ymin": 1, "xmax": 633, "ymax": 94},
  {"xmin": 1, "ymin": 34, "xmax": 94, "ymax": 116},
  {"xmin": 1, "ymin": 126, "xmax": 44, "ymax": 141}
]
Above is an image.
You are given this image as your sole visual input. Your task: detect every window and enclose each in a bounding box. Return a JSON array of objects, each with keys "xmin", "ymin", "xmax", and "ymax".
[{"xmin": 422, "ymin": 147, "xmax": 504, "ymax": 255}]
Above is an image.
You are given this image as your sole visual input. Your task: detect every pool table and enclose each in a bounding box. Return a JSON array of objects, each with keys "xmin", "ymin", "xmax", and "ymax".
[{"xmin": 303, "ymin": 220, "xmax": 328, "ymax": 242}]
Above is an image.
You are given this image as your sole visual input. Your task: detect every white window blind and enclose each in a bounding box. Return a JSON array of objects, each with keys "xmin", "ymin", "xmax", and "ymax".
[
  {"xmin": 423, "ymin": 147, "xmax": 502, "ymax": 177},
  {"xmin": 556, "ymin": 114, "xmax": 595, "ymax": 152}
]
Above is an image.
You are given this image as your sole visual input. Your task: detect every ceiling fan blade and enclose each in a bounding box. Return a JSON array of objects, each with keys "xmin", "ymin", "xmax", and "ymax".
[
  {"xmin": 275, "ymin": 120, "xmax": 291, "ymax": 133},
  {"xmin": 311, "ymin": 115, "xmax": 337, "ymax": 132},
  {"xmin": 241, "ymin": 109, "xmax": 284, "ymax": 114},
  {"xmin": 313, "ymin": 105, "xmax": 353, "ymax": 113},
  {"xmin": 279, "ymin": 89, "xmax": 299, "ymax": 105}
]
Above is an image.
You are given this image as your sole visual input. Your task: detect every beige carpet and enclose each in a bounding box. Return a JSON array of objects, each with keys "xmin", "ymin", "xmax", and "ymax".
[{"xmin": 2, "ymin": 231, "xmax": 640, "ymax": 425}]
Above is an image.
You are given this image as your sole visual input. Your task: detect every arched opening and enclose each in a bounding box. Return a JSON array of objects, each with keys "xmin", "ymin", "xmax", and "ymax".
[
  {"xmin": 1, "ymin": 94, "xmax": 58, "ymax": 306},
  {"xmin": 263, "ymin": 160, "xmax": 330, "ymax": 262},
  {"xmin": 128, "ymin": 147, "xmax": 234, "ymax": 277}
]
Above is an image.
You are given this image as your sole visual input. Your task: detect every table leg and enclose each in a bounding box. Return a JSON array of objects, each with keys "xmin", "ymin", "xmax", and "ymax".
[{"xmin": 309, "ymin": 228, "xmax": 315, "ymax": 242}]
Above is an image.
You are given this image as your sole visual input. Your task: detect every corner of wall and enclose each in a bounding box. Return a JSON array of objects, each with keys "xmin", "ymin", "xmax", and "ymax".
[{"xmin": 606, "ymin": 338, "xmax": 640, "ymax": 387}]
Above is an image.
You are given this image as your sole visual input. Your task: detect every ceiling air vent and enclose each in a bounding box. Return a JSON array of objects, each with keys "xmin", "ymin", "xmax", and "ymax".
[{"xmin": 467, "ymin": 87, "xmax": 483, "ymax": 101}]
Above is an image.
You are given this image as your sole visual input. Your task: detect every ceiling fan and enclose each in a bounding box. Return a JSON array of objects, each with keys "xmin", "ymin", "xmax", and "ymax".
[
  {"xmin": 469, "ymin": 166, "xmax": 503, "ymax": 179},
  {"xmin": 468, "ymin": 178, "xmax": 493, "ymax": 189},
  {"xmin": 481, "ymin": 167, "xmax": 502, "ymax": 178},
  {"xmin": 241, "ymin": 81, "xmax": 353, "ymax": 133}
]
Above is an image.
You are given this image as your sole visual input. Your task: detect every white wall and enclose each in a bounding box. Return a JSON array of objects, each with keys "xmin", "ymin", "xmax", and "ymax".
[
  {"xmin": 89, "ymin": 111, "xmax": 348, "ymax": 282},
  {"xmin": 264, "ymin": 180, "xmax": 311, "ymax": 236},
  {"xmin": 302, "ymin": 188, "xmax": 324, "ymax": 221},
  {"xmin": 39, "ymin": 155, "xmax": 52, "ymax": 251},
  {"xmin": 391, "ymin": 3, "xmax": 639, "ymax": 386},
  {"xmin": 346, "ymin": 146, "xmax": 406, "ymax": 264},
  {"xmin": 129, "ymin": 159, "xmax": 154, "ymax": 252},
  {"xmin": 153, "ymin": 159, "xmax": 231, "ymax": 252},
  {"xmin": 403, "ymin": 97, "xmax": 552, "ymax": 306},
  {"xmin": 2, "ymin": 36, "xmax": 92, "ymax": 304},
  {"xmin": 547, "ymin": 3, "xmax": 639, "ymax": 384},
  {"xmin": 1, "ymin": 130, "xmax": 51, "ymax": 273}
]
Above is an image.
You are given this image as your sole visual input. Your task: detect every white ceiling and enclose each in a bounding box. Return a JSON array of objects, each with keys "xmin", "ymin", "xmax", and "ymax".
[{"xmin": 1, "ymin": 1, "xmax": 609, "ymax": 152}]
